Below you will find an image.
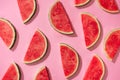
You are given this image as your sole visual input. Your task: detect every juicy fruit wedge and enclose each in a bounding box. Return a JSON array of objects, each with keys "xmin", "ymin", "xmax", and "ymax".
[
  {"xmin": 83, "ymin": 55, "xmax": 105, "ymax": 80},
  {"xmin": 81, "ymin": 12, "xmax": 101, "ymax": 48},
  {"xmin": 49, "ymin": 1, "xmax": 74, "ymax": 34},
  {"xmin": 34, "ymin": 66, "xmax": 50, "ymax": 80},
  {"xmin": 75, "ymin": 0, "xmax": 91, "ymax": 6},
  {"xmin": 60, "ymin": 43, "xmax": 79, "ymax": 78},
  {"xmin": 104, "ymin": 29, "xmax": 120, "ymax": 60},
  {"xmin": 2, "ymin": 63, "xmax": 20, "ymax": 80},
  {"xmin": 0, "ymin": 18, "xmax": 16, "ymax": 49},
  {"xmin": 24, "ymin": 29, "xmax": 48, "ymax": 63},
  {"xmin": 97, "ymin": 0, "xmax": 119, "ymax": 13},
  {"xmin": 17, "ymin": 0, "xmax": 37, "ymax": 23}
]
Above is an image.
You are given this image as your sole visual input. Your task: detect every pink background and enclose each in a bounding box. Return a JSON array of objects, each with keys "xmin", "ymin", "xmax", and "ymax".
[{"xmin": 0, "ymin": 0, "xmax": 120, "ymax": 80}]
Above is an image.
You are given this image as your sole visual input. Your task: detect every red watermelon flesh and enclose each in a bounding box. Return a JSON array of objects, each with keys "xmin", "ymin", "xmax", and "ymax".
[
  {"xmin": 60, "ymin": 43, "xmax": 79, "ymax": 78},
  {"xmin": 75, "ymin": 0, "xmax": 90, "ymax": 6},
  {"xmin": 105, "ymin": 29, "xmax": 120, "ymax": 60},
  {"xmin": 83, "ymin": 55, "xmax": 105, "ymax": 80},
  {"xmin": 2, "ymin": 63, "xmax": 20, "ymax": 80},
  {"xmin": 98, "ymin": 0, "xmax": 119, "ymax": 13},
  {"xmin": 24, "ymin": 29, "xmax": 47, "ymax": 63},
  {"xmin": 34, "ymin": 66, "xmax": 50, "ymax": 80},
  {"xmin": 81, "ymin": 13, "xmax": 100, "ymax": 48},
  {"xmin": 17, "ymin": 0, "xmax": 36, "ymax": 23},
  {"xmin": 0, "ymin": 18, "xmax": 16, "ymax": 49},
  {"xmin": 49, "ymin": 1, "xmax": 74, "ymax": 34}
]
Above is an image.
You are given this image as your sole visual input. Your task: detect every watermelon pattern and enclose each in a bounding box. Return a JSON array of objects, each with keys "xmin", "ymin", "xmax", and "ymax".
[{"xmin": 0, "ymin": 0, "xmax": 120, "ymax": 80}]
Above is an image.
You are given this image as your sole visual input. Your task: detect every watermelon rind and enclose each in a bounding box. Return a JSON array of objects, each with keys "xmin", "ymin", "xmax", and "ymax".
[
  {"xmin": 75, "ymin": 0, "xmax": 91, "ymax": 7},
  {"xmin": 24, "ymin": 29, "xmax": 48, "ymax": 64},
  {"xmin": 48, "ymin": 1, "xmax": 74, "ymax": 35},
  {"xmin": 18, "ymin": 0, "xmax": 37, "ymax": 23},
  {"xmin": 81, "ymin": 12, "xmax": 101, "ymax": 48},
  {"xmin": 12, "ymin": 63, "xmax": 21, "ymax": 80},
  {"xmin": 83, "ymin": 55, "xmax": 105, "ymax": 80},
  {"xmin": 2, "ymin": 62, "xmax": 20, "ymax": 80},
  {"xmin": 34, "ymin": 66, "xmax": 49, "ymax": 80},
  {"xmin": 0, "ymin": 18, "xmax": 16, "ymax": 49},
  {"xmin": 97, "ymin": 0, "xmax": 119, "ymax": 13},
  {"xmin": 60, "ymin": 43, "xmax": 79, "ymax": 78},
  {"xmin": 104, "ymin": 29, "xmax": 120, "ymax": 61},
  {"xmin": 24, "ymin": 0, "xmax": 37, "ymax": 23},
  {"xmin": 94, "ymin": 55, "xmax": 105, "ymax": 80}
]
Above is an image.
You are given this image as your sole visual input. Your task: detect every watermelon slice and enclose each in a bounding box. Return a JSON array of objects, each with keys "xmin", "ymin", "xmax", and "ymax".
[
  {"xmin": 97, "ymin": 0, "xmax": 119, "ymax": 13},
  {"xmin": 81, "ymin": 12, "xmax": 101, "ymax": 48},
  {"xmin": 83, "ymin": 55, "xmax": 105, "ymax": 80},
  {"xmin": 2, "ymin": 63, "xmax": 20, "ymax": 80},
  {"xmin": 75, "ymin": 0, "xmax": 91, "ymax": 6},
  {"xmin": 0, "ymin": 18, "xmax": 16, "ymax": 49},
  {"xmin": 60, "ymin": 43, "xmax": 79, "ymax": 78},
  {"xmin": 49, "ymin": 1, "xmax": 74, "ymax": 34},
  {"xmin": 104, "ymin": 29, "xmax": 120, "ymax": 60},
  {"xmin": 17, "ymin": 0, "xmax": 37, "ymax": 23},
  {"xmin": 24, "ymin": 29, "xmax": 48, "ymax": 63},
  {"xmin": 34, "ymin": 66, "xmax": 50, "ymax": 80}
]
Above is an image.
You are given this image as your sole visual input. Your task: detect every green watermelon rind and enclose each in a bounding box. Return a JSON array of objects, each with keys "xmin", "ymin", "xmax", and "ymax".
[
  {"xmin": 0, "ymin": 18, "xmax": 16, "ymax": 49},
  {"xmin": 104, "ymin": 29, "xmax": 120, "ymax": 61},
  {"xmin": 48, "ymin": 1, "xmax": 74, "ymax": 35},
  {"xmin": 83, "ymin": 55, "xmax": 105, "ymax": 80},
  {"xmin": 24, "ymin": 29, "xmax": 48, "ymax": 64},
  {"xmin": 3, "ymin": 62, "xmax": 21, "ymax": 80},
  {"xmin": 34, "ymin": 66, "xmax": 49, "ymax": 80},
  {"xmin": 12, "ymin": 63, "xmax": 21, "ymax": 80},
  {"xmin": 97, "ymin": 0, "xmax": 119, "ymax": 13},
  {"xmin": 94, "ymin": 55, "xmax": 105, "ymax": 80},
  {"xmin": 81, "ymin": 12, "xmax": 101, "ymax": 48},
  {"xmin": 60, "ymin": 43, "xmax": 79, "ymax": 78},
  {"xmin": 19, "ymin": 0, "xmax": 37, "ymax": 23},
  {"xmin": 75, "ymin": 0, "xmax": 91, "ymax": 7}
]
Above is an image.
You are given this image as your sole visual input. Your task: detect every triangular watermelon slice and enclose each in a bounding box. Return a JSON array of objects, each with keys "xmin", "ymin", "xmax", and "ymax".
[
  {"xmin": 97, "ymin": 0, "xmax": 119, "ymax": 13},
  {"xmin": 0, "ymin": 18, "xmax": 16, "ymax": 49},
  {"xmin": 83, "ymin": 55, "xmax": 105, "ymax": 80},
  {"xmin": 24, "ymin": 29, "xmax": 48, "ymax": 63},
  {"xmin": 17, "ymin": 0, "xmax": 37, "ymax": 23},
  {"xmin": 60, "ymin": 43, "xmax": 79, "ymax": 78},
  {"xmin": 81, "ymin": 12, "xmax": 101, "ymax": 48},
  {"xmin": 104, "ymin": 29, "xmax": 120, "ymax": 60},
  {"xmin": 34, "ymin": 66, "xmax": 50, "ymax": 80},
  {"xmin": 2, "ymin": 63, "xmax": 20, "ymax": 80},
  {"xmin": 75, "ymin": 0, "xmax": 91, "ymax": 6},
  {"xmin": 49, "ymin": 1, "xmax": 74, "ymax": 34}
]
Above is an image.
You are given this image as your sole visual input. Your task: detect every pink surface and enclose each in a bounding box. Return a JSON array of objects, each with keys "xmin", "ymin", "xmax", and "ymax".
[{"xmin": 0, "ymin": 0, "xmax": 120, "ymax": 80}]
